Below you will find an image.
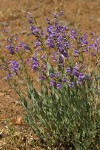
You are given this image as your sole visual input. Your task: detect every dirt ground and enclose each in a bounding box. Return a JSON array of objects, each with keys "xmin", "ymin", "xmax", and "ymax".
[{"xmin": 0, "ymin": 0, "xmax": 100, "ymax": 149}]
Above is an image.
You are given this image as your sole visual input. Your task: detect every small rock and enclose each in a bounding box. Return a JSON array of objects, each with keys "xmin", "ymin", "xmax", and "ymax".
[
  {"xmin": 7, "ymin": 90, "xmax": 12, "ymax": 93},
  {"xmin": 0, "ymin": 21, "xmax": 9, "ymax": 26},
  {"xmin": 97, "ymin": 18, "xmax": 100, "ymax": 22},
  {"xmin": 0, "ymin": 93, "xmax": 5, "ymax": 97},
  {"xmin": 15, "ymin": 100, "xmax": 20, "ymax": 106},
  {"xmin": 20, "ymin": 30, "xmax": 27, "ymax": 35}
]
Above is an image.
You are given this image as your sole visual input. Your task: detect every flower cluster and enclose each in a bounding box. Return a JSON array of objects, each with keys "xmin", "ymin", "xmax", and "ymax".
[
  {"xmin": 3, "ymin": 12, "xmax": 99, "ymax": 90},
  {"xmin": 31, "ymin": 57, "xmax": 38, "ymax": 71},
  {"xmin": 10, "ymin": 60, "xmax": 19, "ymax": 74},
  {"xmin": 6, "ymin": 45, "xmax": 15, "ymax": 55}
]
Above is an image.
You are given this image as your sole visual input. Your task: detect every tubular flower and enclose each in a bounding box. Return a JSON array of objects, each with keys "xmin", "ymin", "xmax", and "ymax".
[{"xmin": 10, "ymin": 60, "xmax": 19, "ymax": 74}]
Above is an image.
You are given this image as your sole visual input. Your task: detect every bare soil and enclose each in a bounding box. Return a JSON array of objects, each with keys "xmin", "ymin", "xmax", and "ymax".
[{"xmin": 0, "ymin": 0, "xmax": 100, "ymax": 149}]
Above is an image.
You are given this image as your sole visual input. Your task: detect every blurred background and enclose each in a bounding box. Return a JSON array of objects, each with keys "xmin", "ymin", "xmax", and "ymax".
[{"xmin": 0, "ymin": 0, "xmax": 100, "ymax": 34}]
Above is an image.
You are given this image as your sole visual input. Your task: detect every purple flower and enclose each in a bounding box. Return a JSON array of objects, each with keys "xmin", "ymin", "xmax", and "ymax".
[
  {"xmin": 27, "ymin": 12, "xmax": 34, "ymax": 24},
  {"xmin": 91, "ymin": 52, "xmax": 96, "ymax": 56},
  {"xmin": 58, "ymin": 11, "xmax": 64, "ymax": 16},
  {"xmin": 41, "ymin": 30, "xmax": 44, "ymax": 37},
  {"xmin": 62, "ymin": 77, "xmax": 66, "ymax": 83},
  {"xmin": 55, "ymin": 72, "xmax": 60, "ymax": 77},
  {"xmin": 28, "ymin": 20, "xmax": 33, "ymax": 24},
  {"xmin": 61, "ymin": 51, "xmax": 68, "ymax": 58},
  {"xmin": 50, "ymin": 80, "xmax": 56, "ymax": 87},
  {"xmin": 57, "ymin": 35, "xmax": 63, "ymax": 42},
  {"xmin": 72, "ymin": 67, "xmax": 79, "ymax": 77},
  {"xmin": 70, "ymin": 29, "xmax": 77, "ymax": 39},
  {"xmin": 6, "ymin": 45, "xmax": 15, "ymax": 55},
  {"xmin": 79, "ymin": 34, "xmax": 88, "ymax": 46},
  {"xmin": 41, "ymin": 64, "xmax": 47, "ymax": 70},
  {"xmin": 30, "ymin": 25, "xmax": 39, "ymax": 34},
  {"xmin": 31, "ymin": 57, "xmax": 38, "ymax": 70},
  {"xmin": 6, "ymin": 72, "xmax": 12, "ymax": 80},
  {"xmin": 47, "ymin": 25, "xmax": 53, "ymax": 34},
  {"xmin": 18, "ymin": 42, "xmax": 24, "ymax": 47},
  {"xmin": 69, "ymin": 82, "xmax": 74, "ymax": 87},
  {"xmin": 49, "ymin": 73, "xmax": 54, "ymax": 78},
  {"xmin": 83, "ymin": 49, "xmax": 88, "ymax": 52},
  {"xmin": 79, "ymin": 73, "xmax": 84, "ymax": 79},
  {"xmin": 93, "ymin": 41, "xmax": 98, "ymax": 51},
  {"xmin": 90, "ymin": 32, "xmax": 95, "ymax": 36},
  {"xmin": 64, "ymin": 41, "xmax": 70, "ymax": 48},
  {"xmin": 53, "ymin": 12, "xmax": 58, "ymax": 19},
  {"xmin": 23, "ymin": 45, "xmax": 30, "ymax": 51},
  {"xmin": 55, "ymin": 23, "xmax": 61, "ymax": 31},
  {"xmin": 17, "ymin": 42, "xmax": 30, "ymax": 52},
  {"xmin": 77, "ymin": 73, "xmax": 85, "ymax": 84},
  {"xmin": 56, "ymin": 83, "xmax": 62, "ymax": 89},
  {"xmin": 88, "ymin": 44, "xmax": 93, "ymax": 49},
  {"xmin": 73, "ymin": 49, "xmax": 78, "ymax": 56},
  {"xmin": 75, "ymin": 62, "xmax": 79, "ymax": 69},
  {"xmin": 40, "ymin": 55, "xmax": 45, "ymax": 59},
  {"xmin": 47, "ymin": 37, "xmax": 54, "ymax": 48},
  {"xmin": 61, "ymin": 26, "xmax": 67, "ymax": 32},
  {"xmin": 10, "ymin": 60, "xmax": 19, "ymax": 74},
  {"xmin": 58, "ymin": 56, "xmax": 64, "ymax": 66},
  {"xmin": 39, "ymin": 75, "xmax": 44, "ymax": 80},
  {"xmin": 52, "ymin": 53, "xmax": 57, "ymax": 61},
  {"xmin": 15, "ymin": 46, "xmax": 19, "ymax": 51},
  {"xmin": 26, "ymin": 59, "xmax": 30, "ymax": 63},
  {"xmin": 77, "ymin": 77, "xmax": 82, "ymax": 84},
  {"xmin": 34, "ymin": 41, "xmax": 41, "ymax": 47},
  {"xmin": 45, "ymin": 17, "xmax": 51, "ymax": 24},
  {"xmin": 66, "ymin": 67, "xmax": 71, "ymax": 73}
]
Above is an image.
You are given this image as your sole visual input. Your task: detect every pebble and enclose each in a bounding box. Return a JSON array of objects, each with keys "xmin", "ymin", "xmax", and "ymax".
[
  {"xmin": 0, "ymin": 21, "xmax": 9, "ymax": 26},
  {"xmin": 0, "ymin": 93, "xmax": 5, "ymax": 97},
  {"xmin": 97, "ymin": 18, "xmax": 100, "ymax": 22}
]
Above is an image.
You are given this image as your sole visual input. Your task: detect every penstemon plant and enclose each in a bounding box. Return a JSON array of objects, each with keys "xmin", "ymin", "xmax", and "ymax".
[{"xmin": 0, "ymin": 11, "xmax": 100, "ymax": 149}]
